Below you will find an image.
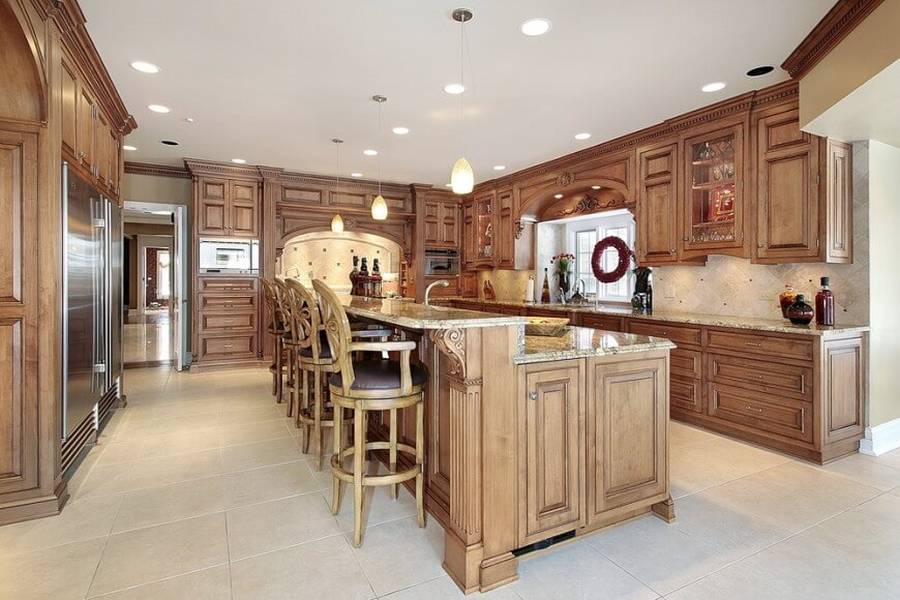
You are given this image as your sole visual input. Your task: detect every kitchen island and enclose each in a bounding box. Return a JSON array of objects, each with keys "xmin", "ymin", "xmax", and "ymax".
[{"xmin": 340, "ymin": 296, "xmax": 676, "ymax": 593}]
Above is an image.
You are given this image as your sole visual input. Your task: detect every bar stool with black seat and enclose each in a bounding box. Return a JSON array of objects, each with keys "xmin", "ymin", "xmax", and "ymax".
[
  {"xmin": 261, "ymin": 279, "xmax": 286, "ymax": 406},
  {"xmin": 273, "ymin": 278, "xmax": 299, "ymax": 418},
  {"xmin": 312, "ymin": 279, "xmax": 426, "ymax": 547}
]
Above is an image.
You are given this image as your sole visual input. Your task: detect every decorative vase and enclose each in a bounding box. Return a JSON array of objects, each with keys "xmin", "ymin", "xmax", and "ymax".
[
  {"xmin": 557, "ymin": 270, "xmax": 571, "ymax": 300},
  {"xmin": 786, "ymin": 295, "xmax": 814, "ymax": 325},
  {"xmin": 778, "ymin": 284, "xmax": 798, "ymax": 317}
]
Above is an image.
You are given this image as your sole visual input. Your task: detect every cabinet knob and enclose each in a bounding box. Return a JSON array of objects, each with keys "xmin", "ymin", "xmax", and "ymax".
[{"xmin": 529, "ymin": 392, "xmax": 538, "ymax": 401}]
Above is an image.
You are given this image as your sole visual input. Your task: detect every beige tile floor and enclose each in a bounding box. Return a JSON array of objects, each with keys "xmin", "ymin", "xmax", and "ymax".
[
  {"xmin": 123, "ymin": 309, "xmax": 173, "ymax": 364},
  {"xmin": 2, "ymin": 366, "xmax": 900, "ymax": 599}
]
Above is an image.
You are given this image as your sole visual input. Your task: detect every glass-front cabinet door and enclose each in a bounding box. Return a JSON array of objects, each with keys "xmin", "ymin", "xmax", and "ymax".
[
  {"xmin": 474, "ymin": 190, "xmax": 495, "ymax": 266},
  {"xmin": 682, "ymin": 124, "xmax": 745, "ymax": 255}
]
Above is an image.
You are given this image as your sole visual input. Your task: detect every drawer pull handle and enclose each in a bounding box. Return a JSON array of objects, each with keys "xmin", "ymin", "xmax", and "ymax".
[
  {"xmin": 224, "ymin": 344, "xmax": 234, "ymax": 349},
  {"xmin": 529, "ymin": 392, "xmax": 538, "ymax": 401},
  {"xmin": 745, "ymin": 342, "xmax": 762, "ymax": 348},
  {"xmin": 746, "ymin": 405, "xmax": 763, "ymax": 413}
]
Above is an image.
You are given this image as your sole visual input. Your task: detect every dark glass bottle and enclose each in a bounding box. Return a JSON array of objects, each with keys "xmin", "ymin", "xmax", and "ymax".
[
  {"xmin": 349, "ymin": 256, "xmax": 359, "ymax": 296},
  {"xmin": 786, "ymin": 294, "xmax": 814, "ymax": 325},
  {"xmin": 541, "ymin": 268, "xmax": 551, "ymax": 303},
  {"xmin": 371, "ymin": 258, "xmax": 383, "ymax": 298},
  {"xmin": 646, "ymin": 282, "xmax": 653, "ymax": 313},
  {"xmin": 815, "ymin": 276, "xmax": 835, "ymax": 326},
  {"xmin": 359, "ymin": 257, "xmax": 370, "ymax": 297}
]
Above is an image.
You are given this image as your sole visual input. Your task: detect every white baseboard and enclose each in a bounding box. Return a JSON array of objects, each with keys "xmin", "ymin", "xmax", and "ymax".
[{"xmin": 859, "ymin": 417, "xmax": 900, "ymax": 456}]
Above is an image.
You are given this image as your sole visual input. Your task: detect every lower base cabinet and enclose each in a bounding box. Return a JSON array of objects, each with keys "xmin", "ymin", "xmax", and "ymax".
[{"xmin": 518, "ymin": 352, "xmax": 670, "ymax": 547}]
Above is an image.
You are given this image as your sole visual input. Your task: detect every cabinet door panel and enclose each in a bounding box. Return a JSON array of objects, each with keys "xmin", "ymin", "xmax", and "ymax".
[
  {"xmin": 441, "ymin": 200, "xmax": 459, "ymax": 247},
  {"xmin": 496, "ymin": 190, "xmax": 514, "ymax": 268},
  {"xmin": 61, "ymin": 56, "xmax": 78, "ymax": 155},
  {"xmin": 637, "ymin": 143, "xmax": 678, "ymax": 264},
  {"xmin": 519, "ymin": 361, "xmax": 584, "ymax": 545},
  {"xmin": 825, "ymin": 140, "xmax": 852, "ymax": 263},
  {"xmin": 423, "ymin": 200, "xmax": 441, "ymax": 246},
  {"xmin": 77, "ymin": 86, "xmax": 95, "ymax": 169},
  {"xmin": 230, "ymin": 182, "xmax": 258, "ymax": 238},
  {"xmin": 707, "ymin": 382, "xmax": 813, "ymax": 443},
  {"xmin": 822, "ymin": 336, "xmax": 864, "ymax": 445},
  {"xmin": 756, "ymin": 109, "xmax": 819, "ymax": 261},
  {"xmin": 197, "ymin": 178, "xmax": 229, "ymax": 236},
  {"xmin": 587, "ymin": 356, "xmax": 667, "ymax": 519}
]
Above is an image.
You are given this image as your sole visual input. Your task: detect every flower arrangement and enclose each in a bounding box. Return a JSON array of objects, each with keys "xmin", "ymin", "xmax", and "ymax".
[{"xmin": 551, "ymin": 253, "xmax": 575, "ymax": 274}]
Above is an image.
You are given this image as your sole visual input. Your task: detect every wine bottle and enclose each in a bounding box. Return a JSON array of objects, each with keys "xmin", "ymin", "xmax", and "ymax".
[
  {"xmin": 371, "ymin": 258, "xmax": 383, "ymax": 298},
  {"xmin": 349, "ymin": 256, "xmax": 359, "ymax": 296},
  {"xmin": 815, "ymin": 276, "xmax": 835, "ymax": 326}
]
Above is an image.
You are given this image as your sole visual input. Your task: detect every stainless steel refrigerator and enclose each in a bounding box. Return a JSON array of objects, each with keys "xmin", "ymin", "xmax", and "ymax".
[{"xmin": 62, "ymin": 162, "xmax": 122, "ymax": 464}]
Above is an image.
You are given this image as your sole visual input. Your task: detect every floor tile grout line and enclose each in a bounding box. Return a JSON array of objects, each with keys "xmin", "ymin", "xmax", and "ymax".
[
  {"xmin": 84, "ymin": 562, "xmax": 230, "ymax": 599},
  {"xmin": 223, "ymin": 510, "xmax": 235, "ymax": 600},
  {"xmin": 82, "ymin": 527, "xmax": 114, "ymax": 599},
  {"xmin": 660, "ymin": 487, "xmax": 894, "ymax": 597}
]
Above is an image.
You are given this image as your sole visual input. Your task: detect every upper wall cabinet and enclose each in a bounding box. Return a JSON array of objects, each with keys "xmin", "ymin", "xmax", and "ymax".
[
  {"xmin": 681, "ymin": 123, "xmax": 748, "ymax": 258},
  {"xmin": 636, "ymin": 142, "xmax": 679, "ymax": 265},
  {"xmin": 824, "ymin": 139, "xmax": 852, "ymax": 264},
  {"xmin": 196, "ymin": 176, "xmax": 260, "ymax": 238},
  {"xmin": 423, "ymin": 197, "xmax": 459, "ymax": 249}
]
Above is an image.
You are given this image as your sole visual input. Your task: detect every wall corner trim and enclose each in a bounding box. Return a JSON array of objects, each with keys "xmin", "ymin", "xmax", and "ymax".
[{"xmin": 859, "ymin": 417, "xmax": 900, "ymax": 456}]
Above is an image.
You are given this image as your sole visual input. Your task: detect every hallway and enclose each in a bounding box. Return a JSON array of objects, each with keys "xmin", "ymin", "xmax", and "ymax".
[{"xmin": 123, "ymin": 309, "xmax": 173, "ymax": 366}]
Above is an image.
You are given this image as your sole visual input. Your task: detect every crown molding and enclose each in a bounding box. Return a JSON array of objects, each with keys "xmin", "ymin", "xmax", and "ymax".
[
  {"xmin": 124, "ymin": 161, "xmax": 191, "ymax": 179},
  {"xmin": 183, "ymin": 158, "xmax": 263, "ymax": 180},
  {"xmin": 781, "ymin": 0, "xmax": 885, "ymax": 79}
]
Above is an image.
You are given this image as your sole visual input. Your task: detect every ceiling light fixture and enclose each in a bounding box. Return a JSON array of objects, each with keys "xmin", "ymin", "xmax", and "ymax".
[
  {"xmin": 123, "ymin": 145, "xmax": 137, "ymax": 151},
  {"xmin": 392, "ymin": 126, "xmax": 409, "ymax": 135},
  {"xmin": 449, "ymin": 8, "xmax": 475, "ymax": 195},
  {"xmin": 493, "ymin": 165, "xmax": 506, "ymax": 171},
  {"xmin": 231, "ymin": 158, "xmax": 246, "ymax": 164},
  {"xmin": 147, "ymin": 104, "xmax": 170, "ymax": 113},
  {"xmin": 574, "ymin": 132, "xmax": 591, "ymax": 140},
  {"xmin": 351, "ymin": 172, "xmax": 363, "ymax": 178},
  {"xmin": 701, "ymin": 81, "xmax": 726, "ymax": 93},
  {"xmin": 160, "ymin": 140, "xmax": 179, "ymax": 146},
  {"xmin": 520, "ymin": 18, "xmax": 551, "ymax": 36},
  {"xmin": 130, "ymin": 61, "xmax": 160, "ymax": 74},
  {"xmin": 370, "ymin": 95, "xmax": 389, "ymax": 220},
  {"xmin": 184, "ymin": 117, "xmax": 195, "ymax": 124},
  {"xmin": 443, "ymin": 83, "xmax": 466, "ymax": 95},
  {"xmin": 591, "ymin": 185, "xmax": 601, "ymax": 190},
  {"xmin": 331, "ymin": 138, "xmax": 345, "ymax": 233},
  {"xmin": 746, "ymin": 65, "xmax": 775, "ymax": 77},
  {"xmin": 363, "ymin": 149, "xmax": 378, "ymax": 156}
]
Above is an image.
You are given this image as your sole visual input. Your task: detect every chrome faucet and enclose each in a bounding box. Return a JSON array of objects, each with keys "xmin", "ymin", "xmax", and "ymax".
[
  {"xmin": 425, "ymin": 280, "xmax": 451, "ymax": 305},
  {"xmin": 570, "ymin": 279, "xmax": 587, "ymax": 304}
]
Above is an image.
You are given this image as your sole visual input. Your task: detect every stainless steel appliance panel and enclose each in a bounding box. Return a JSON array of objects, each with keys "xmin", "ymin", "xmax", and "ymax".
[
  {"xmin": 108, "ymin": 200, "xmax": 123, "ymax": 388},
  {"xmin": 198, "ymin": 238, "xmax": 259, "ymax": 273}
]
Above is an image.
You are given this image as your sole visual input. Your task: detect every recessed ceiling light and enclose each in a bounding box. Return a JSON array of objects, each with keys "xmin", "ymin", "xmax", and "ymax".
[
  {"xmin": 123, "ymin": 145, "xmax": 137, "ymax": 151},
  {"xmin": 363, "ymin": 149, "xmax": 378, "ymax": 156},
  {"xmin": 231, "ymin": 158, "xmax": 246, "ymax": 164},
  {"xmin": 746, "ymin": 65, "xmax": 775, "ymax": 77},
  {"xmin": 520, "ymin": 18, "xmax": 551, "ymax": 36},
  {"xmin": 392, "ymin": 126, "xmax": 409, "ymax": 135},
  {"xmin": 130, "ymin": 61, "xmax": 159, "ymax": 74},
  {"xmin": 443, "ymin": 83, "xmax": 465, "ymax": 95},
  {"xmin": 591, "ymin": 185, "xmax": 601, "ymax": 190},
  {"xmin": 184, "ymin": 117, "xmax": 195, "ymax": 124},
  {"xmin": 350, "ymin": 172, "xmax": 363, "ymax": 178},
  {"xmin": 147, "ymin": 104, "xmax": 170, "ymax": 113},
  {"xmin": 554, "ymin": 193, "xmax": 564, "ymax": 199},
  {"xmin": 701, "ymin": 81, "xmax": 726, "ymax": 93},
  {"xmin": 574, "ymin": 132, "xmax": 591, "ymax": 140},
  {"xmin": 160, "ymin": 140, "xmax": 179, "ymax": 146},
  {"xmin": 493, "ymin": 165, "xmax": 506, "ymax": 171}
]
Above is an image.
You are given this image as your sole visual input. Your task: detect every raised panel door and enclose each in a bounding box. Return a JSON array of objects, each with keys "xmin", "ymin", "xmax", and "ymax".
[
  {"xmin": 755, "ymin": 109, "xmax": 820, "ymax": 261},
  {"xmin": 496, "ymin": 190, "xmax": 514, "ymax": 268},
  {"xmin": 825, "ymin": 140, "xmax": 852, "ymax": 263},
  {"xmin": 587, "ymin": 356, "xmax": 667, "ymax": 519},
  {"xmin": 441, "ymin": 200, "xmax": 459, "ymax": 247},
  {"xmin": 423, "ymin": 200, "xmax": 441, "ymax": 246},
  {"xmin": 637, "ymin": 142, "xmax": 679, "ymax": 264},
  {"xmin": 197, "ymin": 178, "xmax": 229, "ymax": 236},
  {"xmin": 95, "ymin": 112, "xmax": 110, "ymax": 185},
  {"xmin": 518, "ymin": 361, "xmax": 584, "ymax": 545},
  {"xmin": 77, "ymin": 85, "xmax": 95, "ymax": 171},
  {"xmin": 822, "ymin": 336, "xmax": 864, "ymax": 445},
  {"xmin": 462, "ymin": 200, "xmax": 476, "ymax": 269},
  {"xmin": 681, "ymin": 124, "xmax": 746, "ymax": 256},
  {"xmin": 230, "ymin": 182, "xmax": 259, "ymax": 238},
  {"xmin": 60, "ymin": 55, "xmax": 78, "ymax": 155}
]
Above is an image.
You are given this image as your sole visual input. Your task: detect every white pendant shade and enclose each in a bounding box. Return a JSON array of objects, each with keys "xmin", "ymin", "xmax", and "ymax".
[
  {"xmin": 330, "ymin": 213, "xmax": 344, "ymax": 233},
  {"xmin": 371, "ymin": 195, "xmax": 388, "ymax": 220},
  {"xmin": 451, "ymin": 157, "xmax": 474, "ymax": 194}
]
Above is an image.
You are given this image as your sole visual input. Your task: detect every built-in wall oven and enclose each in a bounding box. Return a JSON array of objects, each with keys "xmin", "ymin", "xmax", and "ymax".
[
  {"xmin": 199, "ymin": 238, "xmax": 259, "ymax": 274},
  {"xmin": 424, "ymin": 249, "xmax": 460, "ymax": 276}
]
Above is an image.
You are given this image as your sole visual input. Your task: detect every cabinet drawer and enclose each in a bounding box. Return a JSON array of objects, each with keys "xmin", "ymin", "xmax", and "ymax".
[
  {"xmin": 628, "ymin": 320, "xmax": 702, "ymax": 348},
  {"xmin": 199, "ymin": 311, "xmax": 257, "ymax": 333},
  {"xmin": 527, "ymin": 307, "xmax": 569, "ymax": 319},
  {"xmin": 198, "ymin": 277, "xmax": 259, "ymax": 294},
  {"xmin": 199, "ymin": 334, "xmax": 257, "ymax": 360},
  {"xmin": 671, "ymin": 376, "xmax": 702, "ymax": 414},
  {"xmin": 707, "ymin": 353, "xmax": 812, "ymax": 401},
  {"xmin": 495, "ymin": 304, "xmax": 524, "ymax": 316},
  {"xmin": 671, "ymin": 348, "xmax": 702, "ymax": 379},
  {"xmin": 707, "ymin": 383, "xmax": 813, "ymax": 443},
  {"xmin": 199, "ymin": 293, "xmax": 257, "ymax": 312},
  {"xmin": 707, "ymin": 329, "xmax": 813, "ymax": 362},
  {"xmin": 580, "ymin": 314, "xmax": 625, "ymax": 332}
]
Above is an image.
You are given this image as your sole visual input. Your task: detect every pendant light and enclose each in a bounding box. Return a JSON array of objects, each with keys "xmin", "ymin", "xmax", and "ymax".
[
  {"xmin": 371, "ymin": 95, "xmax": 389, "ymax": 220},
  {"xmin": 450, "ymin": 8, "xmax": 474, "ymax": 194},
  {"xmin": 331, "ymin": 138, "xmax": 345, "ymax": 232}
]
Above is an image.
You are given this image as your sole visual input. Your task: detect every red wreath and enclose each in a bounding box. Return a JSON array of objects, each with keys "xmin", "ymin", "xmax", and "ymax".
[{"xmin": 591, "ymin": 236, "xmax": 632, "ymax": 283}]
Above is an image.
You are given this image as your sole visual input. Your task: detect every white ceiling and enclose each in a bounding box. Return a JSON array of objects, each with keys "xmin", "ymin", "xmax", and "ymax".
[{"xmin": 81, "ymin": 0, "xmax": 833, "ymax": 186}]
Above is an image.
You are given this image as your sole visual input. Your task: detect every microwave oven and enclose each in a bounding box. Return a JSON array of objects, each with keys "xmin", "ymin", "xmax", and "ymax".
[
  {"xmin": 424, "ymin": 249, "xmax": 460, "ymax": 276},
  {"xmin": 199, "ymin": 238, "xmax": 259, "ymax": 274}
]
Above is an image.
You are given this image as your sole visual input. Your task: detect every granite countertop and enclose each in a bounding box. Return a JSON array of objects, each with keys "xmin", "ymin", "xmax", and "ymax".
[
  {"xmin": 445, "ymin": 297, "xmax": 869, "ymax": 337},
  {"xmin": 340, "ymin": 296, "xmax": 527, "ymax": 330},
  {"xmin": 515, "ymin": 327, "xmax": 676, "ymax": 365}
]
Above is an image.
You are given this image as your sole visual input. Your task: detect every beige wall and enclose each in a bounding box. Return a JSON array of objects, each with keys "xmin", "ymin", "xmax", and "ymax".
[
  {"xmin": 799, "ymin": 0, "xmax": 900, "ymax": 129},
  {"xmin": 867, "ymin": 139, "xmax": 900, "ymax": 426}
]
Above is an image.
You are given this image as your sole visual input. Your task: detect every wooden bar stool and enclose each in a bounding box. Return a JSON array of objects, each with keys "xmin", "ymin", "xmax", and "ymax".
[
  {"xmin": 273, "ymin": 279, "xmax": 298, "ymax": 417},
  {"xmin": 313, "ymin": 279, "xmax": 426, "ymax": 547},
  {"xmin": 261, "ymin": 279, "xmax": 286, "ymax": 405}
]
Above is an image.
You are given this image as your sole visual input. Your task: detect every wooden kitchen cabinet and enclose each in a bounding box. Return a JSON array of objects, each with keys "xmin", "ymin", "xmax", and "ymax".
[
  {"xmin": 825, "ymin": 139, "xmax": 853, "ymax": 263},
  {"xmin": 459, "ymin": 272, "xmax": 478, "ymax": 297},
  {"xmin": 196, "ymin": 176, "xmax": 259, "ymax": 238},
  {"xmin": 636, "ymin": 141, "xmax": 680, "ymax": 265},
  {"xmin": 496, "ymin": 188, "xmax": 515, "ymax": 268},
  {"xmin": 681, "ymin": 123, "xmax": 748, "ymax": 258},
  {"xmin": 462, "ymin": 199, "xmax": 476, "ymax": 270},
  {"xmin": 473, "ymin": 189, "xmax": 496, "ymax": 268},
  {"xmin": 423, "ymin": 197, "xmax": 459, "ymax": 248},
  {"xmin": 585, "ymin": 353, "xmax": 668, "ymax": 520},
  {"xmin": 518, "ymin": 360, "xmax": 586, "ymax": 546}
]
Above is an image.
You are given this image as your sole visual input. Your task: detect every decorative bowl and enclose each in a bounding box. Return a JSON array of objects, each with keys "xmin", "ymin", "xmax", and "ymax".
[{"xmin": 525, "ymin": 317, "xmax": 570, "ymax": 337}]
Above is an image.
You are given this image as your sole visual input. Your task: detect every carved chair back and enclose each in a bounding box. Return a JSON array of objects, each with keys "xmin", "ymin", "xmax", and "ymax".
[
  {"xmin": 312, "ymin": 279, "xmax": 356, "ymax": 394},
  {"xmin": 261, "ymin": 278, "xmax": 282, "ymax": 332},
  {"xmin": 283, "ymin": 278, "xmax": 330, "ymax": 360}
]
